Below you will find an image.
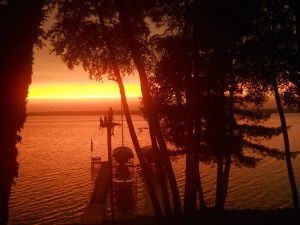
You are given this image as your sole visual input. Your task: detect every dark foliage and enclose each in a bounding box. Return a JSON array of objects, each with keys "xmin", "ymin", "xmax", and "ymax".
[
  {"xmin": 147, "ymin": 0, "xmax": 298, "ymax": 211},
  {"xmin": 0, "ymin": 1, "xmax": 44, "ymax": 223}
]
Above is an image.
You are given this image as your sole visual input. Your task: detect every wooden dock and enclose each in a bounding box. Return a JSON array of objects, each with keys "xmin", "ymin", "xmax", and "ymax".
[{"xmin": 80, "ymin": 161, "xmax": 110, "ymax": 224}]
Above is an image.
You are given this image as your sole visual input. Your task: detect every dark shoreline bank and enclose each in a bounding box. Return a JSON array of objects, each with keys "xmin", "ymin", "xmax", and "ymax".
[{"xmin": 101, "ymin": 209, "xmax": 299, "ymax": 225}]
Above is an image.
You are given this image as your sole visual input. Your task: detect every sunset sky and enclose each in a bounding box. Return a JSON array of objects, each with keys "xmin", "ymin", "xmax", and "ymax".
[
  {"xmin": 27, "ymin": 16, "xmax": 275, "ymax": 112},
  {"xmin": 25, "ymin": 13, "xmax": 166, "ymax": 112},
  {"xmin": 26, "ymin": 13, "xmax": 165, "ymax": 109},
  {"xmin": 27, "ymin": 43, "xmax": 141, "ymax": 112},
  {"xmin": 28, "ymin": 45, "xmax": 275, "ymax": 112},
  {"xmin": 28, "ymin": 12, "xmax": 141, "ymax": 104},
  {"xmin": 30, "ymin": 46, "xmax": 141, "ymax": 99}
]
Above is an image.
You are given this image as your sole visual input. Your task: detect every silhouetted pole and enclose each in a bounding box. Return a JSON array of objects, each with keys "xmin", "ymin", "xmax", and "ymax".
[
  {"xmin": 107, "ymin": 108, "xmax": 114, "ymax": 223},
  {"xmin": 100, "ymin": 107, "xmax": 117, "ymax": 223},
  {"xmin": 121, "ymin": 102, "xmax": 124, "ymax": 147}
]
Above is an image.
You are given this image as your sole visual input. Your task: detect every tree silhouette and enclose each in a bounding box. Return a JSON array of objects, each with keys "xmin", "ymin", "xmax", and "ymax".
[
  {"xmin": 114, "ymin": 0, "xmax": 182, "ymax": 216},
  {"xmin": 0, "ymin": 0, "xmax": 45, "ymax": 223},
  {"xmin": 148, "ymin": 0, "xmax": 290, "ymax": 212},
  {"xmin": 47, "ymin": 0, "xmax": 172, "ymax": 220},
  {"xmin": 239, "ymin": 0, "xmax": 299, "ymax": 209}
]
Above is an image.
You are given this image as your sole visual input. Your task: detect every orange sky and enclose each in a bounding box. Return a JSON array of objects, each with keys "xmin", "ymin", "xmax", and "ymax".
[
  {"xmin": 29, "ymin": 46, "xmax": 276, "ymax": 112},
  {"xmin": 26, "ymin": 13, "xmax": 169, "ymax": 111},
  {"xmin": 29, "ymin": 46, "xmax": 141, "ymax": 100},
  {"xmin": 28, "ymin": 17, "xmax": 275, "ymax": 112}
]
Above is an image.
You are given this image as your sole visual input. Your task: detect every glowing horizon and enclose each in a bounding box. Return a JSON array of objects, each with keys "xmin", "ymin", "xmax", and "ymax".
[
  {"xmin": 31, "ymin": 46, "xmax": 141, "ymax": 100},
  {"xmin": 28, "ymin": 81, "xmax": 141, "ymax": 99}
]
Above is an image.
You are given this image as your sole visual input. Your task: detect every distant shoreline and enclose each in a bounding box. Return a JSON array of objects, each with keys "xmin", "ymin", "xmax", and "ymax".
[
  {"xmin": 27, "ymin": 109, "xmax": 143, "ymax": 116},
  {"xmin": 26, "ymin": 108, "xmax": 300, "ymax": 116}
]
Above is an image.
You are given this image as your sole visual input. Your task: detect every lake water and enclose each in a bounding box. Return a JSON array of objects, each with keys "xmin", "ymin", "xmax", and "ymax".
[{"xmin": 8, "ymin": 113, "xmax": 300, "ymax": 224}]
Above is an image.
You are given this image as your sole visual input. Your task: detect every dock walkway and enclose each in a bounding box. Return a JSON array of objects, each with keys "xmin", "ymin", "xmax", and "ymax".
[{"xmin": 80, "ymin": 161, "xmax": 110, "ymax": 224}]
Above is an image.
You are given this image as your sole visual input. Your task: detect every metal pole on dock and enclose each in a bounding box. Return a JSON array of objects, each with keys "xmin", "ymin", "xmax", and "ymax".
[
  {"xmin": 121, "ymin": 102, "xmax": 124, "ymax": 147},
  {"xmin": 107, "ymin": 107, "xmax": 114, "ymax": 223}
]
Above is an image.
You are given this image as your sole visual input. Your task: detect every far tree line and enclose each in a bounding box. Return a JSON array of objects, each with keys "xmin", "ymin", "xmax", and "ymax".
[{"xmin": 0, "ymin": 0, "xmax": 299, "ymax": 224}]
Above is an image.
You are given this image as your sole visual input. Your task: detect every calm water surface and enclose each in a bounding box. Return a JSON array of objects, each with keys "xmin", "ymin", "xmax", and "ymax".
[{"xmin": 8, "ymin": 113, "xmax": 300, "ymax": 224}]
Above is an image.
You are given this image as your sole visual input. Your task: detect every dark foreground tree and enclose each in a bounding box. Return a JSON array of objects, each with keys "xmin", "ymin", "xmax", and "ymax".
[
  {"xmin": 114, "ymin": 0, "xmax": 182, "ymax": 215},
  {"xmin": 148, "ymin": 0, "xmax": 289, "ymax": 212},
  {"xmin": 240, "ymin": 0, "xmax": 299, "ymax": 209},
  {"xmin": 0, "ymin": 0, "xmax": 45, "ymax": 223},
  {"xmin": 47, "ymin": 0, "xmax": 167, "ymax": 220}
]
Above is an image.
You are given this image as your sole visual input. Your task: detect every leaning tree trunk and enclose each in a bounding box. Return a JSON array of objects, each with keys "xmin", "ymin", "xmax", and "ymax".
[
  {"xmin": 293, "ymin": 0, "xmax": 300, "ymax": 98},
  {"xmin": 220, "ymin": 154, "xmax": 231, "ymax": 208},
  {"xmin": 197, "ymin": 165, "xmax": 207, "ymax": 210},
  {"xmin": 133, "ymin": 50, "xmax": 182, "ymax": 215},
  {"xmin": 273, "ymin": 79, "xmax": 299, "ymax": 209},
  {"xmin": 219, "ymin": 86, "xmax": 235, "ymax": 208},
  {"xmin": 115, "ymin": 75, "xmax": 163, "ymax": 218},
  {"xmin": 95, "ymin": 4, "xmax": 163, "ymax": 219},
  {"xmin": 0, "ymin": 1, "xmax": 44, "ymax": 223},
  {"xmin": 148, "ymin": 125, "xmax": 172, "ymax": 217},
  {"xmin": 116, "ymin": 0, "xmax": 182, "ymax": 216}
]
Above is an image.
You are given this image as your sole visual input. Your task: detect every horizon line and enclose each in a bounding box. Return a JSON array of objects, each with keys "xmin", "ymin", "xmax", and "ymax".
[
  {"xmin": 27, "ymin": 109, "xmax": 143, "ymax": 116},
  {"xmin": 28, "ymin": 97, "xmax": 140, "ymax": 101}
]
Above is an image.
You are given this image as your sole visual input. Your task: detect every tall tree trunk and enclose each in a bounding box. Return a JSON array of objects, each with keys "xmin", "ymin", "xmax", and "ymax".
[
  {"xmin": 212, "ymin": 89, "xmax": 227, "ymax": 211},
  {"xmin": 148, "ymin": 124, "xmax": 172, "ymax": 216},
  {"xmin": 219, "ymin": 85, "xmax": 234, "ymax": 208},
  {"xmin": 185, "ymin": 76, "xmax": 206, "ymax": 213},
  {"xmin": 215, "ymin": 155, "xmax": 231, "ymax": 210},
  {"xmin": 183, "ymin": 1, "xmax": 205, "ymax": 211},
  {"xmin": 197, "ymin": 165, "xmax": 207, "ymax": 209},
  {"xmin": 220, "ymin": 154, "xmax": 231, "ymax": 208},
  {"xmin": 188, "ymin": 158, "xmax": 198, "ymax": 212},
  {"xmin": 182, "ymin": 0, "xmax": 194, "ymax": 214},
  {"xmin": 95, "ymin": 3, "xmax": 163, "ymax": 219},
  {"xmin": 273, "ymin": 79, "xmax": 299, "ymax": 209},
  {"xmin": 215, "ymin": 156, "xmax": 224, "ymax": 210},
  {"xmin": 115, "ymin": 75, "xmax": 163, "ymax": 218},
  {"xmin": 186, "ymin": 0, "xmax": 207, "ymax": 213},
  {"xmin": 293, "ymin": 0, "xmax": 300, "ymax": 97},
  {"xmin": 0, "ymin": 1, "xmax": 44, "ymax": 223},
  {"xmin": 183, "ymin": 76, "xmax": 195, "ymax": 214},
  {"xmin": 116, "ymin": 0, "xmax": 182, "ymax": 215},
  {"xmin": 133, "ymin": 50, "xmax": 182, "ymax": 215},
  {"xmin": 294, "ymin": 0, "xmax": 300, "ymax": 45},
  {"xmin": 193, "ymin": 77, "xmax": 206, "ymax": 210}
]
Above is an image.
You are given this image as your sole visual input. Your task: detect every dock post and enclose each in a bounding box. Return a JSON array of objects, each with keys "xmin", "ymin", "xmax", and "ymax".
[{"xmin": 107, "ymin": 107, "xmax": 114, "ymax": 223}]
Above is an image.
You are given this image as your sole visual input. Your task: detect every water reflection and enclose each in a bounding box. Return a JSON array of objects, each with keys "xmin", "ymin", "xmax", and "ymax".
[
  {"xmin": 114, "ymin": 164, "xmax": 135, "ymax": 210},
  {"xmin": 115, "ymin": 184, "xmax": 135, "ymax": 210},
  {"xmin": 8, "ymin": 114, "xmax": 300, "ymax": 224}
]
